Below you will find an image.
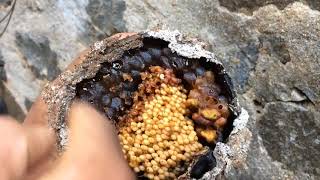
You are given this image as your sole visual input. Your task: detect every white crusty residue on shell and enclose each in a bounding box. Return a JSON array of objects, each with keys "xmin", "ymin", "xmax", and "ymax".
[
  {"xmin": 93, "ymin": 40, "xmax": 104, "ymax": 51},
  {"xmin": 231, "ymin": 108, "xmax": 249, "ymax": 135},
  {"xmin": 142, "ymin": 30, "xmax": 221, "ymax": 65}
]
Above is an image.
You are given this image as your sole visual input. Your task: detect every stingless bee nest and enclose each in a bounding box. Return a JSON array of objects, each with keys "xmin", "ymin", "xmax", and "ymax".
[{"xmin": 41, "ymin": 30, "xmax": 251, "ymax": 180}]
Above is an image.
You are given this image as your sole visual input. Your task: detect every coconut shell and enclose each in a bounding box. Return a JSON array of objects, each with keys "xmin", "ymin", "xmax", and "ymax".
[{"xmin": 33, "ymin": 30, "xmax": 248, "ymax": 179}]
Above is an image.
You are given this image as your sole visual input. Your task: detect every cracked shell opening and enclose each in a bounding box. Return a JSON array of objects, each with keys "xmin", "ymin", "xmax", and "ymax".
[{"xmin": 75, "ymin": 37, "xmax": 238, "ymax": 179}]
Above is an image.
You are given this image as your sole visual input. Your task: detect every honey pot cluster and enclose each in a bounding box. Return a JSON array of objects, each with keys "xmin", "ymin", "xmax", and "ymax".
[{"xmin": 118, "ymin": 66, "xmax": 229, "ymax": 179}]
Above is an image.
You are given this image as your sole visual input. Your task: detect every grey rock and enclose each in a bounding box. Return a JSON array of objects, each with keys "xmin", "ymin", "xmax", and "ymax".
[
  {"xmin": 250, "ymin": 4, "xmax": 320, "ymax": 106},
  {"xmin": 259, "ymin": 102, "xmax": 320, "ymax": 176},
  {"xmin": 0, "ymin": 51, "xmax": 6, "ymax": 81},
  {"xmin": 218, "ymin": 0, "xmax": 320, "ymax": 14},
  {"xmin": 0, "ymin": 0, "xmax": 319, "ymax": 179},
  {"xmin": 0, "ymin": 0, "xmax": 126, "ymax": 115},
  {"xmin": 82, "ymin": 0, "xmax": 127, "ymax": 44},
  {"xmin": 307, "ymin": 1, "xmax": 320, "ymax": 11},
  {"xmin": 15, "ymin": 32, "xmax": 61, "ymax": 81},
  {"xmin": 225, "ymin": 95, "xmax": 318, "ymax": 180},
  {"xmin": 0, "ymin": 83, "xmax": 25, "ymax": 121},
  {"xmin": 24, "ymin": 97, "xmax": 33, "ymax": 111}
]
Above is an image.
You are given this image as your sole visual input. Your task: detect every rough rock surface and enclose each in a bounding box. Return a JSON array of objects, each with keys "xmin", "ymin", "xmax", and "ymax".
[
  {"xmin": 0, "ymin": 0, "xmax": 319, "ymax": 179},
  {"xmin": 218, "ymin": 0, "xmax": 320, "ymax": 14}
]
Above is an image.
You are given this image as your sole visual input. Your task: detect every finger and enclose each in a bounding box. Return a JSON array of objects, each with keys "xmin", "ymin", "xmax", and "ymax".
[
  {"xmin": 49, "ymin": 101, "xmax": 134, "ymax": 180},
  {"xmin": 21, "ymin": 97, "xmax": 57, "ymax": 178},
  {"xmin": 24, "ymin": 124, "xmax": 56, "ymax": 170},
  {"xmin": 0, "ymin": 116, "xmax": 56, "ymax": 180},
  {"xmin": 24, "ymin": 97, "xmax": 48, "ymax": 126},
  {"xmin": 67, "ymin": 101, "xmax": 124, "ymax": 155},
  {"xmin": 0, "ymin": 116, "xmax": 28, "ymax": 180}
]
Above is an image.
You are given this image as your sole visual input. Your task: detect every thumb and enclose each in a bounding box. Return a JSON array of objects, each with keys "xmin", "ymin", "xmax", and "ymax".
[
  {"xmin": 45, "ymin": 101, "xmax": 134, "ymax": 180},
  {"xmin": 66, "ymin": 101, "xmax": 123, "ymax": 158}
]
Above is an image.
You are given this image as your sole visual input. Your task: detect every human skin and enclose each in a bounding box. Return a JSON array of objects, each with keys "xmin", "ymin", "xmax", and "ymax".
[{"xmin": 0, "ymin": 100, "xmax": 135, "ymax": 180}]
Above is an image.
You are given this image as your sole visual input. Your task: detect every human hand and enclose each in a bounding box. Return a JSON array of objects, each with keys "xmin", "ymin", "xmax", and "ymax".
[{"xmin": 0, "ymin": 99, "xmax": 135, "ymax": 180}]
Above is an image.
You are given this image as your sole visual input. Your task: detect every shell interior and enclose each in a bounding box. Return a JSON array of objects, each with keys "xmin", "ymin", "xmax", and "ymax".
[{"xmin": 75, "ymin": 37, "xmax": 238, "ymax": 179}]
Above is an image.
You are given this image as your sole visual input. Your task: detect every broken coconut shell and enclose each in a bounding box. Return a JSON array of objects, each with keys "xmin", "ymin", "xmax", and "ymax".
[{"xmin": 38, "ymin": 30, "xmax": 250, "ymax": 179}]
